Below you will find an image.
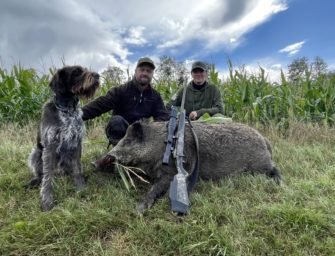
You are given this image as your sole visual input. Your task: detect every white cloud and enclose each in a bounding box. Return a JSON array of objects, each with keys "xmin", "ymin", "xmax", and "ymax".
[
  {"xmin": 0, "ymin": 0, "xmax": 288, "ymax": 72},
  {"xmin": 0, "ymin": 0, "xmax": 130, "ymax": 72},
  {"xmin": 230, "ymin": 38, "xmax": 237, "ymax": 43},
  {"xmin": 124, "ymin": 26, "xmax": 147, "ymax": 46},
  {"xmin": 279, "ymin": 41, "xmax": 305, "ymax": 56},
  {"xmin": 157, "ymin": 0, "xmax": 288, "ymax": 50},
  {"xmin": 328, "ymin": 63, "xmax": 335, "ymax": 71}
]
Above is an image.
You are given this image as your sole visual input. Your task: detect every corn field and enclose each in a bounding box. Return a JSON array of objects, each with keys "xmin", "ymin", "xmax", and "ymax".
[
  {"xmin": 217, "ymin": 61, "xmax": 335, "ymax": 126},
  {"xmin": 0, "ymin": 66, "xmax": 51, "ymax": 124},
  {"xmin": 1, "ymin": 64, "xmax": 334, "ymax": 126}
]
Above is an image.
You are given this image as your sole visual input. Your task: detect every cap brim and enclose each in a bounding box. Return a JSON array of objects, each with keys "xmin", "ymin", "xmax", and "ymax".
[
  {"xmin": 191, "ymin": 66, "xmax": 205, "ymax": 72},
  {"xmin": 137, "ymin": 62, "xmax": 155, "ymax": 69}
]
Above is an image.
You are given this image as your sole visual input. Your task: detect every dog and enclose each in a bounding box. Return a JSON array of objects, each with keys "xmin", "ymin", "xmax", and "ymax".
[{"xmin": 25, "ymin": 66, "xmax": 99, "ymax": 211}]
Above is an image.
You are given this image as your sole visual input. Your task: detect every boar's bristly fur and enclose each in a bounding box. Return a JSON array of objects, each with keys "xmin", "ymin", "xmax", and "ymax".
[{"xmin": 100, "ymin": 121, "xmax": 282, "ymax": 213}]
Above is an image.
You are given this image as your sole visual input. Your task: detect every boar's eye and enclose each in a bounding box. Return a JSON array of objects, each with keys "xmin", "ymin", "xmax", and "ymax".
[{"xmin": 122, "ymin": 138, "xmax": 132, "ymax": 144}]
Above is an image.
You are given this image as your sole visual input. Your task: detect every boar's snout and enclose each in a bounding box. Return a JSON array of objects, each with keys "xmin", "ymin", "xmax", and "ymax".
[
  {"xmin": 102, "ymin": 154, "xmax": 117, "ymax": 166},
  {"xmin": 105, "ymin": 154, "xmax": 117, "ymax": 163},
  {"xmin": 91, "ymin": 154, "xmax": 117, "ymax": 173}
]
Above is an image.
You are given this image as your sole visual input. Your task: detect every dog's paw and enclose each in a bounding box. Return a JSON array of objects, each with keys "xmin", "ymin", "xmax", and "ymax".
[
  {"xmin": 41, "ymin": 200, "xmax": 54, "ymax": 212},
  {"xmin": 24, "ymin": 178, "xmax": 41, "ymax": 189},
  {"xmin": 74, "ymin": 175, "xmax": 85, "ymax": 190}
]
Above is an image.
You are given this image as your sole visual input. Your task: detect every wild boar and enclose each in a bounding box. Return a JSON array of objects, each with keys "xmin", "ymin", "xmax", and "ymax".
[{"xmin": 94, "ymin": 121, "xmax": 282, "ymax": 213}]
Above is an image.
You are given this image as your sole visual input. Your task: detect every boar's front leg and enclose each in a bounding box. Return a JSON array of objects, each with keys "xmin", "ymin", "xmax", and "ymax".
[{"xmin": 137, "ymin": 168, "xmax": 175, "ymax": 214}]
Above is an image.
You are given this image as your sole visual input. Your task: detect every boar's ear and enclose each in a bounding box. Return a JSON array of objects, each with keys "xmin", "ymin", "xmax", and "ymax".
[{"xmin": 130, "ymin": 121, "xmax": 143, "ymax": 142}]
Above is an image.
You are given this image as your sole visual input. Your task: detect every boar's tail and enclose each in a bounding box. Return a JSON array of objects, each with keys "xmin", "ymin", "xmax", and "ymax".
[
  {"xmin": 264, "ymin": 138, "xmax": 273, "ymax": 158},
  {"xmin": 267, "ymin": 166, "xmax": 282, "ymax": 185}
]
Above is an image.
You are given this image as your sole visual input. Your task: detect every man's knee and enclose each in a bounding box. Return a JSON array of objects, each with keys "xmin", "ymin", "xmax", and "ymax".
[{"xmin": 105, "ymin": 115, "xmax": 129, "ymax": 147}]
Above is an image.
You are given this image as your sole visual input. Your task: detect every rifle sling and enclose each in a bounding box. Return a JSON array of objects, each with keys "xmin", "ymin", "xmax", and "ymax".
[{"xmin": 187, "ymin": 118, "xmax": 200, "ymax": 193}]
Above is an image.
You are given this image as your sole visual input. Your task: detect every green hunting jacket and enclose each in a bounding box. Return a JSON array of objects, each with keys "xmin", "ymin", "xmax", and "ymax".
[{"xmin": 166, "ymin": 81, "xmax": 224, "ymax": 118}]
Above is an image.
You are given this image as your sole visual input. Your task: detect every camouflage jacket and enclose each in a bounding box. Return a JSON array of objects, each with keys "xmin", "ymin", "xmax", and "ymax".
[{"xmin": 166, "ymin": 81, "xmax": 224, "ymax": 118}]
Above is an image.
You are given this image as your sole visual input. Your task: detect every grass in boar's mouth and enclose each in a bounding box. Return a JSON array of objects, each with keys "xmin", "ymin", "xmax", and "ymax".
[{"xmin": 114, "ymin": 163, "xmax": 150, "ymax": 191}]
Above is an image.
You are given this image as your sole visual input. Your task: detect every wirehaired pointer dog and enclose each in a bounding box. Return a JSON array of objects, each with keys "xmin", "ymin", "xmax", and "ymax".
[{"xmin": 25, "ymin": 66, "xmax": 99, "ymax": 211}]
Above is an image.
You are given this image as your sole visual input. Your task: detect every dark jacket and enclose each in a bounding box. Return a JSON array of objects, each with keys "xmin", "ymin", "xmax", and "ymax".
[
  {"xmin": 82, "ymin": 79, "xmax": 169, "ymax": 123},
  {"xmin": 166, "ymin": 81, "xmax": 224, "ymax": 117}
]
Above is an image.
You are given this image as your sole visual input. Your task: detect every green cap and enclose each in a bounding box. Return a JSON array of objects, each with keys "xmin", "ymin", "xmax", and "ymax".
[
  {"xmin": 136, "ymin": 57, "xmax": 156, "ymax": 69},
  {"xmin": 191, "ymin": 61, "xmax": 207, "ymax": 72}
]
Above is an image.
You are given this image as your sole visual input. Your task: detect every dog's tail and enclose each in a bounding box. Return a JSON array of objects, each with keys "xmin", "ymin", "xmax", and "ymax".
[
  {"xmin": 29, "ymin": 128, "xmax": 44, "ymax": 176},
  {"xmin": 25, "ymin": 129, "xmax": 44, "ymax": 189},
  {"xmin": 26, "ymin": 146, "xmax": 43, "ymax": 188}
]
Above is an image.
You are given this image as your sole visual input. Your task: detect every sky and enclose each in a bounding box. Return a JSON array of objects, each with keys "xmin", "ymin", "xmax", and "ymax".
[{"xmin": 1, "ymin": 0, "xmax": 334, "ymax": 81}]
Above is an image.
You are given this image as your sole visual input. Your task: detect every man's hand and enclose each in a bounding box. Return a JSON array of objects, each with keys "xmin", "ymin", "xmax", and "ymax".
[{"xmin": 189, "ymin": 111, "xmax": 198, "ymax": 120}]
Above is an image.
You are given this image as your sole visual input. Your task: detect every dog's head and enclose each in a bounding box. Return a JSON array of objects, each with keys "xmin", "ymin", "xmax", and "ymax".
[{"xmin": 49, "ymin": 66, "xmax": 100, "ymax": 99}]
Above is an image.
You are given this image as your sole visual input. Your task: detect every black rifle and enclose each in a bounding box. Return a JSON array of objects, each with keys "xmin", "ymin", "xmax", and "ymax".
[
  {"xmin": 162, "ymin": 106, "xmax": 177, "ymax": 165},
  {"xmin": 169, "ymin": 82, "xmax": 190, "ymax": 214}
]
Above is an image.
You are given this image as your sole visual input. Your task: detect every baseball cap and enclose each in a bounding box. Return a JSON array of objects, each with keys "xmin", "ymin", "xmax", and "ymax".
[
  {"xmin": 191, "ymin": 61, "xmax": 207, "ymax": 72},
  {"xmin": 136, "ymin": 57, "xmax": 156, "ymax": 70}
]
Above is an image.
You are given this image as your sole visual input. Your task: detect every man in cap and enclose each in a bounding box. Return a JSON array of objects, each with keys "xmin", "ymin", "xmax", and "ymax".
[
  {"xmin": 82, "ymin": 57, "xmax": 169, "ymax": 147},
  {"xmin": 167, "ymin": 61, "xmax": 224, "ymax": 120}
]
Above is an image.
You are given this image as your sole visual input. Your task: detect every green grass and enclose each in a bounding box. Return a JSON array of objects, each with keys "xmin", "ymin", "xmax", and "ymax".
[{"xmin": 0, "ymin": 123, "xmax": 334, "ymax": 255}]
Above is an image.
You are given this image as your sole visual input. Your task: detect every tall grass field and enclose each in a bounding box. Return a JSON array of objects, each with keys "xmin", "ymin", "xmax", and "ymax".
[{"xmin": 0, "ymin": 64, "xmax": 334, "ymax": 255}]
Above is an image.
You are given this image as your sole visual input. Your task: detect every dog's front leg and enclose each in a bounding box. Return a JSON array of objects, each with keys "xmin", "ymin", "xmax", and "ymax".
[
  {"xmin": 73, "ymin": 158, "xmax": 85, "ymax": 190},
  {"xmin": 63, "ymin": 145, "xmax": 85, "ymax": 190},
  {"xmin": 40, "ymin": 146, "xmax": 57, "ymax": 211},
  {"xmin": 62, "ymin": 147, "xmax": 85, "ymax": 190}
]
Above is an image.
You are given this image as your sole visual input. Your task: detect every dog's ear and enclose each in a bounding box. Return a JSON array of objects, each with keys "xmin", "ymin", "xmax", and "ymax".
[
  {"xmin": 49, "ymin": 71, "xmax": 59, "ymax": 93},
  {"xmin": 49, "ymin": 68, "xmax": 70, "ymax": 94}
]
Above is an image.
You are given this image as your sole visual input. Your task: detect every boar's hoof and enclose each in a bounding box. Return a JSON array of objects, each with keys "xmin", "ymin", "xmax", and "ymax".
[
  {"xmin": 136, "ymin": 200, "xmax": 154, "ymax": 214},
  {"xmin": 136, "ymin": 202, "xmax": 147, "ymax": 214},
  {"xmin": 267, "ymin": 166, "xmax": 282, "ymax": 185}
]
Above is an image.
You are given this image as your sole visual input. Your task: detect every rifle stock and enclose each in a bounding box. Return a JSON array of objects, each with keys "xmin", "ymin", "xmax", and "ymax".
[{"xmin": 169, "ymin": 81, "xmax": 190, "ymax": 214}]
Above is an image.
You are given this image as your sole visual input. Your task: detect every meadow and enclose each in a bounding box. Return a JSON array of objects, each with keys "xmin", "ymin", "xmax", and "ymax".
[{"xmin": 0, "ymin": 64, "xmax": 334, "ymax": 255}]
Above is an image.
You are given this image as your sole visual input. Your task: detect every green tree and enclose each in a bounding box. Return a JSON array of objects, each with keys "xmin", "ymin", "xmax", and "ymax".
[
  {"xmin": 288, "ymin": 57, "xmax": 309, "ymax": 82},
  {"xmin": 288, "ymin": 56, "xmax": 329, "ymax": 82},
  {"xmin": 311, "ymin": 56, "xmax": 328, "ymax": 80},
  {"xmin": 156, "ymin": 56, "xmax": 188, "ymax": 85},
  {"xmin": 101, "ymin": 66, "xmax": 126, "ymax": 87}
]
